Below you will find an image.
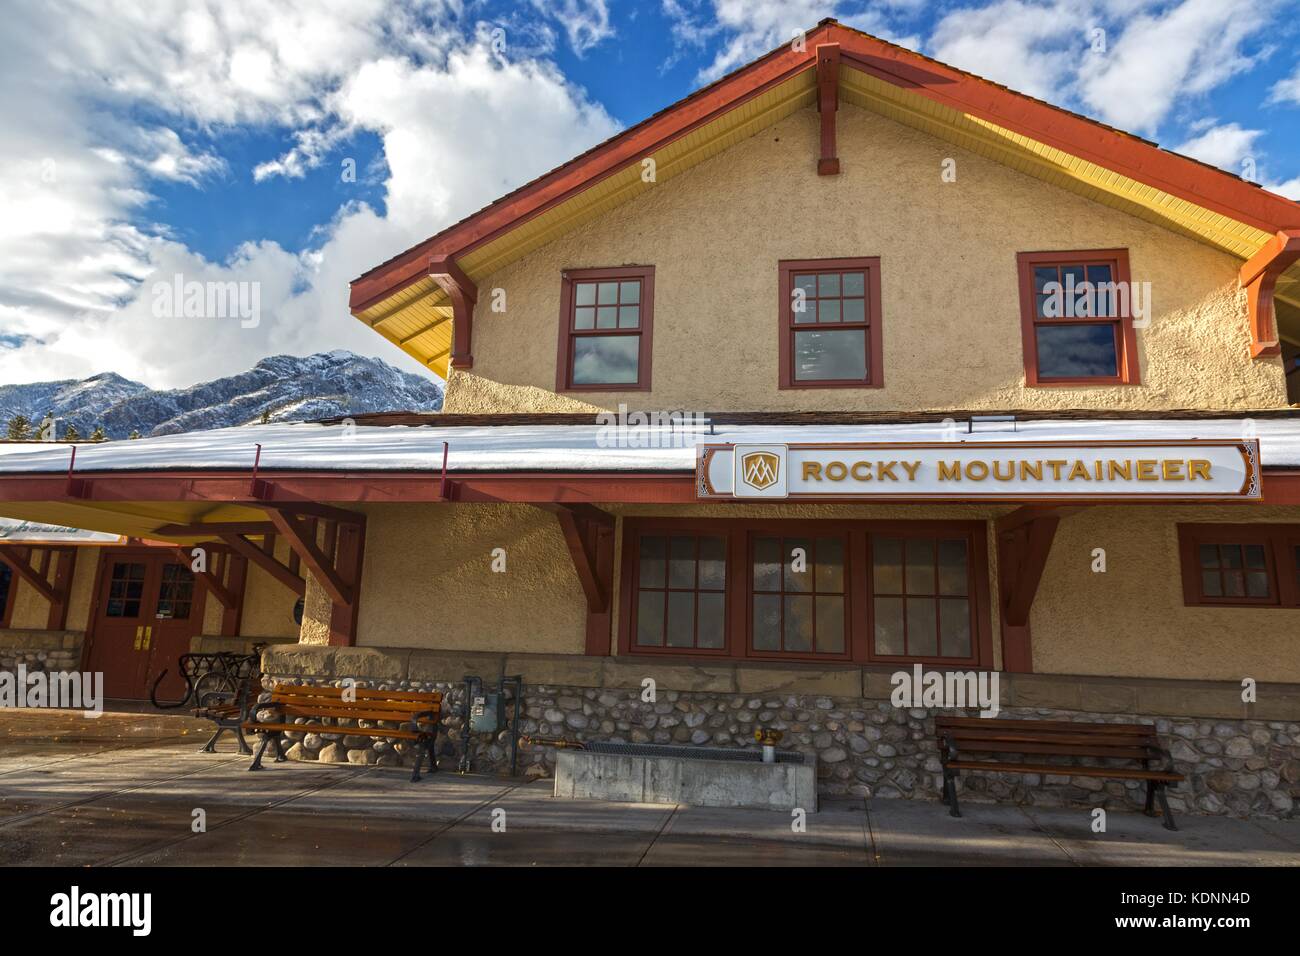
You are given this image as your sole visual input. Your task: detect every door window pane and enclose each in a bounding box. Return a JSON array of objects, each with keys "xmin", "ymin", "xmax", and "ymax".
[
  {"xmin": 871, "ymin": 534, "xmax": 975, "ymax": 659},
  {"xmin": 750, "ymin": 535, "xmax": 848, "ymax": 655},
  {"xmin": 106, "ymin": 562, "xmax": 147, "ymax": 618}
]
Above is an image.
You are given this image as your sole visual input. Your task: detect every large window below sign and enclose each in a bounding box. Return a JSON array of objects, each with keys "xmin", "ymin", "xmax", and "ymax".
[
  {"xmin": 620, "ymin": 519, "xmax": 991, "ymax": 665},
  {"xmin": 1177, "ymin": 523, "xmax": 1300, "ymax": 608}
]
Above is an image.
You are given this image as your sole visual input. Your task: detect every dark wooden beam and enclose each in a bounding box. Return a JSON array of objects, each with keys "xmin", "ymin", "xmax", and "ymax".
[
  {"xmin": 816, "ymin": 43, "xmax": 840, "ymax": 175},
  {"xmin": 266, "ymin": 510, "xmax": 353, "ymax": 606},
  {"xmin": 153, "ymin": 521, "xmax": 277, "ymax": 538},
  {"xmin": 996, "ymin": 512, "xmax": 1062, "ymax": 673},
  {"xmin": 179, "ymin": 546, "xmax": 236, "ymax": 610},
  {"xmin": 541, "ymin": 503, "xmax": 615, "ymax": 655},
  {"xmin": 262, "ymin": 501, "xmax": 363, "ymax": 525},
  {"xmin": 328, "ymin": 519, "xmax": 366, "ymax": 646},
  {"xmin": 1240, "ymin": 229, "xmax": 1300, "ymax": 358},
  {"xmin": 430, "ymin": 253, "xmax": 478, "ymax": 370},
  {"xmin": 45, "ymin": 547, "xmax": 77, "ymax": 630},
  {"xmin": 0, "ymin": 545, "xmax": 57, "ymax": 604},
  {"xmin": 220, "ymin": 533, "xmax": 305, "ymax": 597},
  {"xmin": 220, "ymin": 552, "xmax": 247, "ymax": 636}
]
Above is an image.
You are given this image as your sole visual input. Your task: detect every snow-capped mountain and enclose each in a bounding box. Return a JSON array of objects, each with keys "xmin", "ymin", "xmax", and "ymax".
[{"xmin": 0, "ymin": 351, "xmax": 443, "ymax": 439}]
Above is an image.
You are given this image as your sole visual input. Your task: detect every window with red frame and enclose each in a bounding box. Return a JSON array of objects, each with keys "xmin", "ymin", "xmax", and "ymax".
[
  {"xmin": 633, "ymin": 532, "xmax": 727, "ymax": 650},
  {"xmin": 778, "ymin": 258, "xmax": 883, "ymax": 387},
  {"xmin": 1016, "ymin": 249, "xmax": 1138, "ymax": 386},
  {"xmin": 1177, "ymin": 524, "xmax": 1300, "ymax": 607},
  {"xmin": 620, "ymin": 519, "xmax": 991, "ymax": 666},
  {"xmin": 556, "ymin": 266, "xmax": 654, "ymax": 390}
]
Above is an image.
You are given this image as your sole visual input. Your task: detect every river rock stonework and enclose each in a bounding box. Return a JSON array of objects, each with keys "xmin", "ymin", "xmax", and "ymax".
[
  {"xmin": 0, "ymin": 631, "xmax": 82, "ymax": 679},
  {"xmin": 258, "ymin": 671, "xmax": 1300, "ymax": 819}
]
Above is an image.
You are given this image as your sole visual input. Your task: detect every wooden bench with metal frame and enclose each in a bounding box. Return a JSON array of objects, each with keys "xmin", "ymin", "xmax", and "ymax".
[
  {"xmin": 242, "ymin": 683, "xmax": 443, "ymax": 781},
  {"xmin": 195, "ymin": 674, "xmax": 262, "ymax": 755},
  {"xmin": 936, "ymin": 716, "xmax": 1185, "ymax": 830}
]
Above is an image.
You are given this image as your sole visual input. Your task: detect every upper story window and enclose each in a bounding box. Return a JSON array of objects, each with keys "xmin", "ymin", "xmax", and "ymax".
[
  {"xmin": 556, "ymin": 266, "xmax": 654, "ymax": 391},
  {"xmin": 778, "ymin": 257, "xmax": 883, "ymax": 388},
  {"xmin": 1177, "ymin": 523, "xmax": 1300, "ymax": 608},
  {"xmin": 1016, "ymin": 249, "xmax": 1139, "ymax": 386}
]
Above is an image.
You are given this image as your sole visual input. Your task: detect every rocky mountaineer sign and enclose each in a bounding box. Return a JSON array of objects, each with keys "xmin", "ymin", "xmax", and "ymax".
[{"xmin": 696, "ymin": 440, "xmax": 1262, "ymax": 501}]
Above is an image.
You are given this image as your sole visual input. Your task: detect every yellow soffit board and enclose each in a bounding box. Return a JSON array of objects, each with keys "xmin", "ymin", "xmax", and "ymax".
[
  {"xmin": 357, "ymin": 63, "xmax": 1296, "ymax": 372},
  {"xmin": 0, "ymin": 501, "xmax": 271, "ymax": 543}
]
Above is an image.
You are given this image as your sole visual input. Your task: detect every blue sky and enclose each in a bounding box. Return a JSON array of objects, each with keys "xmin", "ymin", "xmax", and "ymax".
[{"xmin": 2, "ymin": 0, "xmax": 1299, "ymax": 388}]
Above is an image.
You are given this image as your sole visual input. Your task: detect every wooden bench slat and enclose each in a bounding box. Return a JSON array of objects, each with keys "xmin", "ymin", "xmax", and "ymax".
[
  {"xmin": 945, "ymin": 759, "xmax": 1182, "ymax": 782},
  {"xmin": 258, "ymin": 705, "xmax": 439, "ymax": 723},
  {"xmin": 945, "ymin": 741, "xmax": 1159, "ymax": 760},
  {"xmin": 266, "ymin": 693, "xmax": 438, "ymax": 708},
  {"xmin": 936, "ymin": 717, "xmax": 1155, "ymax": 735},
  {"xmin": 242, "ymin": 721, "xmax": 425, "ymax": 741},
  {"xmin": 939, "ymin": 729, "xmax": 1160, "ymax": 747},
  {"xmin": 270, "ymin": 684, "xmax": 440, "ymax": 703}
]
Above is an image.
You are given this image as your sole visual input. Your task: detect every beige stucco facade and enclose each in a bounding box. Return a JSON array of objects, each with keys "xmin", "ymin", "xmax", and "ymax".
[{"xmin": 446, "ymin": 104, "xmax": 1286, "ymax": 414}]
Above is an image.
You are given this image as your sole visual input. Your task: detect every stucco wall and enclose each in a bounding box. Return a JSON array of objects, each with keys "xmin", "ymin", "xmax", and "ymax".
[
  {"xmin": 446, "ymin": 104, "xmax": 1285, "ymax": 414},
  {"xmin": 1032, "ymin": 505, "xmax": 1300, "ymax": 682},
  {"xmin": 314, "ymin": 502, "xmax": 1299, "ymax": 685},
  {"xmin": 348, "ymin": 503, "xmax": 586, "ymax": 654},
  {"xmin": 6, "ymin": 548, "xmax": 96, "ymax": 631}
]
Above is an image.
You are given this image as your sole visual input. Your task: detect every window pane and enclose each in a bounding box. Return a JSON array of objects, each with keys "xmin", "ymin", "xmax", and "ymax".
[
  {"xmin": 597, "ymin": 281, "xmax": 618, "ymax": 304},
  {"xmin": 1223, "ymin": 572, "xmax": 1245, "ymax": 597},
  {"xmin": 906, "ymin": 599, "xmax": 938, "ymax": 656},
  {"xmin": 668, "ymin": 536, "xmax": 696, "ymax": 588},
  {"xmin": 1198, "ymin": 544, "xmax": 1219, "ymax": 569},
  {"xmin": 785, "ymin": 537, "xmax": 811, "ymax": 592},
  {"xmin": 784, "ymin": 595, "xmax": 813, "ymax": 652},
  {"xmin": 636, "ymin": 591, "xmax": 664, "ymax": 646},
  {"xmin": 572, "ymin": 335, "xmax": 639, "ymax": 385},
  {"xmin": 1244, "ymin": 545, "xmax": 1266, "ymax": 569},
  {"xmin": 753, "ymin": 536, "xmax": 781, "ymax": 591},
  {"xmin": 618, "ymin": 305, "xmax": 639, "ymax": 329},
  {"xmin": 817, "ymin": 273, "xmax": 839, "ymax": 296},
  {"xmin": 666, "ymin": 592, "xmax": 695, "ymax": 647},
  {"xmin": 638, "ymin": 536, "xmax": 665, "ymax": 587},
  {"xmin": 874, "ymin": 596, "xmax": 904, "ymax": 655},
  {"xmin": 794, "ymin": 275, "xmax": 817, "ymax": 296},
  {"xmin": 873, "ymin": 536, "xmax": 903, "ymax": 593},
  {"xmin": 815, "ymin": 537, "xmax": 844, "ymax": 592},
  {"xmin": 816, "ymin": 595, "xmax": 844, "ymax": 653},
  {"xmin": 1035, "ymin": 324, "xmax": 1118, "ymax": 378},
  {"xmin": 794, "ymin": 329, "xmax": 867, "ymax": 381},
  {"xmin": 841, "ymin": 298, "xmax": 866, "ymax": 323},
  {"xmin": 1220, "ymin": 546, "xmax": 1242, "ymax": 569},
  {"xmin": 842, "ymin": 272, "xmax": 865, "ymax": 296},
  {"xmin": 574, "ymin": 282, "xmax": 596, "ymax": 306},
  {"xmin": 574, "ymin": 306, "xmax": 595, "ymax": 330},
  {"xmin": 1033, "ymin": 266, "xmax": 1058, "ymax": 294},
  {"xmin": 939, "ymin": 598, "xmax": 971, "ymax": 657},
  {"xmin": 937, "ymin": 539, "xmax": 968, "ymax": 595},
  {"xmin": 753, "ymin": 594, "xmax": 780, "ymax": 650},
  {"xmin": 817, "ymin": 299, "xmax": 841, "ymax": 323},
  {"xmin": 697, "ymin": 592, "xmax": 725, "ymax": 648},
  {"xmin": 596, "ymin": 305, "xmax": 618, "ymax": 329},
  {"xmin": 1201, "ymin": 570, "xmax": 1222, "ymax": 597},
  {"xmin": 905, "ymin": 539, "xmax": 935, "ymax": 594},
  {"xmin": 1062, "ymin": 265, "xmax": 1086, "ymax": 289},
  {"xmin": 619, "ymin": 280, "xmax": 640, "ymax": 303},
  {"xmin": 698, "ymin": 536, "xmax": 726, "ymax": 590},
  {"xmin": 1245, "ymin": 571, "xmax": 1270, "ymax": 598}
]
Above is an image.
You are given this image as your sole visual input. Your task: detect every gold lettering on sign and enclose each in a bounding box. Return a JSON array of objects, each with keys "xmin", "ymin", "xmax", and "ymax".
[
  {"xmin": 803, "ymin": 462, "xmax": 822, "ymax": 480},
  {"xmin": 992, "ymin": 460, "xmax": 1015, "ymax": 481},
  {"xmin": 1162, "ymin": 460, "xmax": 1184, "ymax": 480},
  {"xmin": 878, "ymin": 461, "xmax": 898, "ymax": 481},
  {"xmin": 939, "ymin": 461, "xmax": 962, "ymax": 481},
  {"xmin": 1020, "ymin": 460, "xmax": 1043, "ymax": 481},
  {"xmin": 1137, "ymin": 460, "xmax": 1157, "ymax": 481},
  {"xmin": 1107, "ymin": 460, "xmax": 1131, "ymax": 481},
  {"xmin": 1068, "ymin": 460, "xmax": 1091, "ymax": 481},
  {"xmin": 966, "ymin": 461, "xmax": 989, "ymax": 481},
  {"xmin": 1188, "ymin": 460, "xmax": 1212, "ymax": 480},
  {"xmin": 1047, "ymin": 460, "xmax": 1067, "ymax": 480},
  {"xmin": 851, "ymin": 461, "xmax": 872, "ymax": 481},
  {"xmin": 901, "ymin": 461, "xmax": 921, "ymax": 480},
  {"xmin": 826, "ymin": 461, "xmax": 847, "ymax": 481}
]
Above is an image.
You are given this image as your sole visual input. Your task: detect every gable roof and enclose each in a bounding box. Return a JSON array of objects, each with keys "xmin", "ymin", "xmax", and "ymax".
[{"xmin": 350, "ymin": 18, "xmax": 1300, "ymax": 377}]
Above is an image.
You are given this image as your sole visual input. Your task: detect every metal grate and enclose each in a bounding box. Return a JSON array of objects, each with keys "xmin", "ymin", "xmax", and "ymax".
[{"xmin": 584, "ymin": 741, "xmax": 805, "ymax": 764}]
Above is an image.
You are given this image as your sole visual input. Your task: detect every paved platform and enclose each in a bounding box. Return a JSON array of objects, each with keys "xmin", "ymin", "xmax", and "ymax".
[{"xmin": 1, "ymin": 708, "xmax": 1297, "ymax": 867}]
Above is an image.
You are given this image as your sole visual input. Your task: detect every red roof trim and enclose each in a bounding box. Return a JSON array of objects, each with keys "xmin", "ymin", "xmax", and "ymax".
[{"xmin": 350, "ymin": 19, "xmax": 1300, "ymax": 315}]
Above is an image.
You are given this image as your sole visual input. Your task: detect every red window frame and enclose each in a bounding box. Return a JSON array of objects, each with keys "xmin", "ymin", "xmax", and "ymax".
[
  {"xmin": 778, "ymin": 257, "xmax": 884, "ymax": 389},
  {"xmin": 1016, "ymin": 249, "xmax": 1139, "ymax": 386},
  {"xmin": 1177, "ymin": 523, "xmax": 1300, "ymax": 608},
  {"xmin": 555, "ymin": 265, "xmax": 654, "ymax": 392},
  {"xmin": 618, "ymin": 517, "xmax": 993, "ymax": 667}
]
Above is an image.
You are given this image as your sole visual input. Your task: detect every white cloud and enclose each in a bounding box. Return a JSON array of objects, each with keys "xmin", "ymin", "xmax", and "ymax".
[
  {"xmin": 1270, "ymin": 65, "xmax": 1300, "ymax": 106},
  {"xmin": 0, "ymin": 1, "xmax": 619, "ymax": 387},
  {"xmin": 1172, "ymin": 122, "xmax": 1262, "ymax": 173}
]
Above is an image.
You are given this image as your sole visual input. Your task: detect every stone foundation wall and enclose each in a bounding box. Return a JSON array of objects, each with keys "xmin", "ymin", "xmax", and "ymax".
[
  {"xmin": 0, "ymin": 629, "xmax": 83, "ymax": 677},
  {"xmin": 257, "ymin": 648, "xmax": 1300, "ymax": 819}
]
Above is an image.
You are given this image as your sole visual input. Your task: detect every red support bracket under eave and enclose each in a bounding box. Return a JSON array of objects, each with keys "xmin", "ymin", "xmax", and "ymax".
[
  {"xmin": 816, "ymin": 43, "xmax": 841, "ymax": 176},
  {"xmin": 1240, "ymin": 229, "xmax": 1300, "ymax": 359},
  {"xmin": 429, "ymin": 254, "xmax": 478, "ymax": 371}
]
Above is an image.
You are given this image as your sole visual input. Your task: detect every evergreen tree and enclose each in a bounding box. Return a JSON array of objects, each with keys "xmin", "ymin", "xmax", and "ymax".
[
  {"xmin": 128, "ymin": 429, "xmax": 142, "ymax": 440},
  {"xmin": 260, "ymin": 409, "xmax": 272, "ymax": 424},
  {"xmin": 90, "ymin": 426, "xmax": 107, "ymax": 442},
  {"xmin": 62, "ymin": 423, "xmax": 82, "ymax": 442},
  {"xmin": 6, "ymin": 415, "xmax": 31, "ymax": 441}
]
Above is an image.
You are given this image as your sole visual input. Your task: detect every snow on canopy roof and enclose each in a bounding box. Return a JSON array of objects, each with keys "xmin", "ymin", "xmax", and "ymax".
[{"xmin": 0, "ymin": 417, "xmax": 1297, "ymax": 475}]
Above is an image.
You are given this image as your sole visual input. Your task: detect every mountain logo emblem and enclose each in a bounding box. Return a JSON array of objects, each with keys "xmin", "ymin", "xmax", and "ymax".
[{"xmin": 740, "ymin": 451, "xmax": 780, "ymax": 491}]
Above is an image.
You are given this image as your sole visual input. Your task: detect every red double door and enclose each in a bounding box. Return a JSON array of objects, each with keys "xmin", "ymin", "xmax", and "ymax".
[{"xmin": 86, "ymin": 552, "xmax": 199, "ymax": 700}]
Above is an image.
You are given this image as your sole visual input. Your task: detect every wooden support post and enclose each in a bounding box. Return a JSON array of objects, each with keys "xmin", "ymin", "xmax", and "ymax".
[
  {"xmin": 221, "ymin": 552, "xmax": 248, "ymax": 637},
  {"xmin": 542, "ymin": 504, "xmax": 615, "ymax": 656},
  {"xmin": 430, "ymin": 254, "xmax": 478, "ymax": 370},
  {"xmin": 1240, "ymin": 229, "xmax": 1300, "ymax": 359},
  {"xmin": 995, "ymin": 511, "xmax": 1061, "ymax": 673},
  {"xmin": 46, "ymin": 547, "xmax": 77, "ymax": 631},
  {"xmin": 328, "ymin": 519, "xmax": 366, "ymax": 647},
  {"xmin": 816, "ymin": 43, "xmax": 841, "ymax": 175},
  {"xmin": 0, "ymin": 545, "xmax": 57, "ymax": 604},
  {"xmin": 0, "ymin": 545, "xmax": 78, "ymax": 630}
]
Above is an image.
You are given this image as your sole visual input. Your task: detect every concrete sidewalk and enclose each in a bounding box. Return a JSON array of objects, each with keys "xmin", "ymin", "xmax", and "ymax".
[{"xmin": 1, "ymin": 709, "xmax": 1297, "ymax": 867}]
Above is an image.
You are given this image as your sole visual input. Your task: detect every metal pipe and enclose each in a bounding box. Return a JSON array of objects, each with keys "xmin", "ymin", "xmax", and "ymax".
[{"xmin": 520, "ymin": 735, "xmax": 586, "ymax": 750}]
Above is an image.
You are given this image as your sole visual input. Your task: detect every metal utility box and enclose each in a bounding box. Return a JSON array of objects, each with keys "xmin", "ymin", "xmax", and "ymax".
[{"xmin": 469, "ymin": 692, "xmax": 503, "ymax": 733}]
